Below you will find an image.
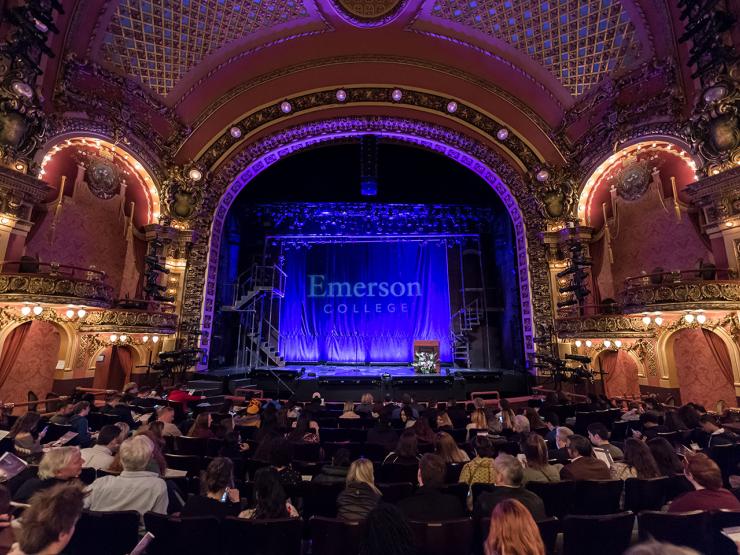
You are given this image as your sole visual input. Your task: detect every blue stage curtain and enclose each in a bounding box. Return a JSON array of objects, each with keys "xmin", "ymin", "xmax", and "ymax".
[{"xmin": 279, "ymin": 241, "xmax": 452, "ymax": 363}]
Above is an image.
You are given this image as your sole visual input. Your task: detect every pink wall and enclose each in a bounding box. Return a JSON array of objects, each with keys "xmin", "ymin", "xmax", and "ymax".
[
  {"xmin": 0, "ymin": 321, "xmax": 61, "ymax": 405},
  {"xmin": 601, "ymin": 350, "xmax": 641, "ymax": 398},
  {"xmin": 672, "ymin": 328, "xmax": 736, "ymax": 408}
]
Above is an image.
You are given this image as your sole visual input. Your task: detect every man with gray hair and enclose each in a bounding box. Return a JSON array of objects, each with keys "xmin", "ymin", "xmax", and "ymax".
[
  {"xmin": 473, "ymin": 453, "xmax": 546, "ymax": 520},
  {"xmin": 549, "ymin": 425, "xmax": 574, "ymax": 465},
  {"xmin": 85, "ymin": 435, "xmax": 167, "ymax": 515}
]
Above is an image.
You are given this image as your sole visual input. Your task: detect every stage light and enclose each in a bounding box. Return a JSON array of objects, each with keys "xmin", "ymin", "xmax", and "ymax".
[
  {"xmin": 684, "ymin": 314, "xmax": 695, "ymax": 323},
  {"xmin": 188, "ymin": 168, "xmax": 202, "ymax": 181},
  {"xmin": 585, "ymin": 340, "xmax": 593, "ymax": 347},
  {"xmin": 536, "ymin": 169, "xmax": 550, "ymax": 182},
  {"xmin": 604, "ymin": 340, "xmax": 612, "ymax": 348},
  {"xmin": 142, "ymin": 335, "xmax": 149, "ymax": 343},
  {"xmin": 575, "ymin": 340, "xmax": 582, "ymax": 348},
  {"xmin": 696, "ymin": 314, "xmax": 707, "ymax": 324},
  {"xmin": 446, "ymin": 101, "xmax": 458, "ymax": 113},
  {"xmin": 496, "ymin": 128, "xmax": 509, "ymax": 140},
  {"xmin": 65, "ymin": 309, "xmax": 75, "ymax": 319},
  {"xmin": 336, "ymin": 89, "xmax": 347, "ymax": 102},
  {"xmin": 152, "ymin": 335, "xmax": 159, "ymax": 343},
  {"xmin": 615, "ymin": 340, "xmax": 622, "ymax": 348},
  {"xmin": 280, "ymin": 101, "xmax": 292, "ymax": 113},
  {"xmin": 642, "ymin": 316, "xmax": 652, "ymax": 325},
  {"xmin": 0, "ymin": 218, "xmax": 8, "ymax": 225},
  {"xmin": 654, "ymin": 316, "xmax": 663, "ymax": 326},
  {"xmin": 119, "ymin": 335, "xmax": 128, "ymax": 342},
  {"xmin": 391, "ymin": 89, "xmax": 403, "ymax": 102},
  {"xmin": 110, "ymin": 334, "xmax": 118, "ymax": 342},
  {"xmin": 20, "ymin": 306, "xmax": 31, "ymax": 316},
  {"xmin": 77, "ymin": 309, "xmax": 86, "ymax": 318},
  {"xmin": 32, "ymin": 306, "xmax": 43, "ymax": 316},
  {"xmin": 229, "ymin": 127, "xmax": 242, "ymax": 138}
]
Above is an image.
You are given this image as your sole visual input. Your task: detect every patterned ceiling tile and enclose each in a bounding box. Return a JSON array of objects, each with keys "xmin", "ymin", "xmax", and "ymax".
[
  {"xmin": 429, "ymin": 0, "xmax": 636, "ymax": 96},
  {"xmin": 102, "ymin": 0, "xmax": 310, "ymax": 96}
]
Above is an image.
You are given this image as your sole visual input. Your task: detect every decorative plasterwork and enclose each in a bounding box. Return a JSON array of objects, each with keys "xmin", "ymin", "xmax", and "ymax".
[
  {"xmin": 179, "ymin": 116, "xmax": 553, "ymax": 366},
  {"xmin": 100, "ymin": 0, "xmax": 311, "ymax": 96},
  {"xmin": 331, "ymin": 0, "xmax": 408, "ymax": 26},
  {"xmin": 427, "ymin": 0, "xmax": 639, "ymax": 96},
  {"xmin": 555, "ymin": 314, "xmax": 653, "ymax": 338},
  {"xmin": 622, "ymin": 281, "xmax": 740, "ymax": 313},
  {"xmin": 80, "ymin": 308, "xmax": 177, "ymax": 334},
  {"xmin": 686, "ymin": 165, "xmax": 740, "ymax": 233},
  {"xmin": 0, "ymin": 274, "xmax": 114, "ymax": 308}
]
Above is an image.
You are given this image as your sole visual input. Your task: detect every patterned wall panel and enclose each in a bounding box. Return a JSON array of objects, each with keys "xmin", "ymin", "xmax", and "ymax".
[
  {"xmin": 429, "ymin": 0, "xmax": 637, "ymax": 96},
  {"xmin": 102, "ymin": 0, "xmax": 310, "ymax": 96}
]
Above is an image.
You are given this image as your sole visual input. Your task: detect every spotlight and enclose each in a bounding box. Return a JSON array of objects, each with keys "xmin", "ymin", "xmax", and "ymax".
[
  {"xmin": 65, "ymin": 309, "xmax": 75, "ymax": 319},
  {"xmin": 642, "ymin": 316, "xmax": 652, "ymax": 325},
  {"xmin": 188, "ymin": 168, "xmax": 202, "ymax": 181},
  {"xmin": 654, "ymin": 316, "xmax": 663, "ymax": 326},
  {"xmin": 20, "ymin": 306, "xmax": 31, "ymax": 316},
  {"xmin": 77, "ymin": 309, "xmax": 86, "ymax": 318},
  {"xmin": 604, "ymin": 340, "xmax": 612, "ymax": 348},
  {"xmin": 496, "ymin": 128, "xmax": 509, "ymax": 140},
  {"xmin": 696, "ymin": 314, "xmax": 707, "ymax": 324},
  {"xmin": 229, "ymin": 127, "xmax": 242, "ymax": 138},
  {"xmin": 152, "ymin": 335, "xmax": 159, "ymax": 343},
  {"xmin": 110, "ymin": 334, "xmax": 118, "ymax": 342},
  {"xmin": 575, "ymin": 340, "xmax": 582, "ymax": 348},
  {"xmin": 336, "ymin": 89, "xmax": 347, "ymax": 102},
  {"xmin": 391, "ymin": 89, "xmax": 403, "ymax": 102},
  {"xmin": 119, "ymin": 335, "xmax": 128, "ymax": 342},
  {"xmin": 142, "ymin": 335, "xmax": 149, "ymax": 343},
  {"xmin": 585, "ymin": 340, "xmax": 593, "ymax": 348},
  {"xmin": 684, "ymin": 314, "xmax": 695, "ymax": 323},
  {"xmin": 280, "ymin": 101, "xmax": 292, "ymax": 113},
  {"xmin": 446, "ymin": 101, "xmax": 458, "ymax": 113},
  {"xmin": 32, "ymin": 306, "xmax": 43, "ymax": 316},
  {"xmin": 615, "ymin": 340, "xmax": 622, "ymax": 348}
]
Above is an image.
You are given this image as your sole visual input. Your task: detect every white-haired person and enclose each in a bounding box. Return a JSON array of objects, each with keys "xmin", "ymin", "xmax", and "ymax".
[
  {"xmin": 85, "ymin": 435, "xmax": 168, "ymax": 515},
  {"xmin": 13, "ymin": 446, "xmax": 83, "ymax": 503},
  {"xmin": 509, "ymin": 414, "xmax": 531, "ymax": 444}
]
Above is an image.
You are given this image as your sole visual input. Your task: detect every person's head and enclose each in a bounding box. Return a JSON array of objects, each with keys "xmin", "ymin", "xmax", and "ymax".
[
  {"xmin": 623, "ymin": 540, "xmax": 701, "ymax": 555},
  {"xmin": 499, "ymin": 399, "xmax": 512, "ymax": 412},
  {"xmin": 541, "ymin": 411, "xmax": 559, "ymax": 430},
  {"xmin": 524, "ymin": 407, "xmax": 545, "ymax": 429},
  {"xmin": 119, "ymin": 435, "xmax": 154, "ymax": 472},
  {"xmin": 193, "ymin": 412, "xmax": 211, "ymax": 429},
  {"xmin": 417, "ymin": 453, "xmax": 446, "ymax": 488},
  {"xmin": 147, "ymin": 420, "xmax": 165, "ymax": 440},
  {"xmin": 343, "ymin": 401, "xmax": 356, "ymax": 414},
  {"xmin": 123, "ymin": 382, "xmax": 138, "ymax": 396},
  {"xmin": 684, "ymin": 453, "xmax": 723, "ymax": 490},
  {"xmin": 493, "ymin": 453, "xmax": 524, "ymax": 487},
  {"xmin": 555, "ymin": 426, "xmax": 574, "ymax": 449},
  {"xmin": 292, "ymin": 412, "xmax": 314, "ymax": 436},
  {"xmin": 361, "ymin": 393, "xmax": 374, "ymax": 405},
  {"xmin": 15, "ymin": 483, "xmax": 85, "ymax": 555},
  {"xmin": 253, "ymin": 467, "xmax": 289, "ymax": 519},
  {"xmin": 360, "ymin": 503, "xmax": 415, "ymax": 555},
  {"xmin": 57, "ymin": 402, "xmax": 74, "ymax": 416},
  {"xmin": 331, "ymin": 448, "xmax": 351, "ymax": 468},
  {"xmin": 700, "ymin": 414, "xmax": 721, "ymax": 433},
  {"xmin": 522, "ymin": 433, "xmax": 549, "ymax": 469},
  {"xmin": 641, "ymin": 411, "xmax": 661, "ymax": 427},
  {"xmin": 470, "ymin": 408, "xmax": 487, "ymax": 429},
  {"xmin": 72, "ymin": 401, "xmax": 90, "ymax": 417},
  {"xmin": 624, "ymin": 438, "xmax": 661, "ymax": 479},
  {"xmin": 346, "ymin": 458, "xmax": 380, "ymax": 495},
  {"xmin": 97, "ymin": 425, "xmax": 122, "ymax": 450},
  {"xmin": 203, "ymin": 457, "xmax": 234, "ymax": 495},
  {"xmin": 434, "ymin": 432, "xmax": 462, "ymax": 463},
  {"xmin": 484, "ymin": 498, "xmax": 545, "ymax": 555},
  {"xmin": 157, "ymin": 406, "xmax": 175, "ymax": 423},
  {"xmin": 647, "ymin": 437, "xmax": 683, "ymax": 476},
  {"xmin": 395, "ymin": 430, "xmax": 418, "ymax": 458},
  {"xmin": 9, "ymin": 410, "xmax": 41, "ymax": 437},
  {"xmin": 678, "ymin": 404, "xmax": 702, "ymax": 428},
  {"xmin": 513, "ymin": 415, "xmax": 530, "ymax": 434},
  {"xmin": 400, "ymin": 406, "xmax": 414, "ymax": 423},
  {"xmin": 38, "ymin": 447, "xmax": 83, "ymax": 480},
  {"xmin": 105, "ymin": 393, "xmax": 123, "ymax": 407},
  {"xmin": 472, "ymin": 435, "xmax": 497, "ymax": 458},
  {"xmin": 114, "ymin": 422, "xmax": 130, "ymax": 443},
  {"xmin": 268, "ymin": 438, "xmax": 294, "ymax": 468},
  {"xmin": 587, "ymin": 422, "xmax": 610, "ymax": 445},
  {"xmin": 566, "ymin": 434, "xmax": 593, "ymax": 459}
]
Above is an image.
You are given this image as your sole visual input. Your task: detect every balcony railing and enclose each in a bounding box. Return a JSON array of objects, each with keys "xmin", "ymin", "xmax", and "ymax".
[{"xmin": 0, "ymin": 261, "xmax": 113, "ymax": 307}]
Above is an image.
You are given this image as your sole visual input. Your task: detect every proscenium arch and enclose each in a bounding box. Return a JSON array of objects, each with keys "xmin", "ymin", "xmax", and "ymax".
[{"xmin": 193, "ymin": 116, "xmax": 553, "ymax": 367}]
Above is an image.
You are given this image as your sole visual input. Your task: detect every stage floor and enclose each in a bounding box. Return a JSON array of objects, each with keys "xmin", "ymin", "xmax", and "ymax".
[{"xmin": 208, "ymin": 364, "xmax": 502, "ymax": 379}]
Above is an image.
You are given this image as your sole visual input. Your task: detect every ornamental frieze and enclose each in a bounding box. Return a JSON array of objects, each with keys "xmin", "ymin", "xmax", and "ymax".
[
  {"xmin": 0, "ymin": 274, "xmax": 113, "ymax": 307},
  {"xmin": 555, "ymin": 314, "xmax": 653, "ymax": 338},
  {"xmin": 80, "ymin": 308, "xmax": 177, "ymax": 334},
  {"xmin": 622, "ymin": 281, "xmax": 740, "ymax": 312}
]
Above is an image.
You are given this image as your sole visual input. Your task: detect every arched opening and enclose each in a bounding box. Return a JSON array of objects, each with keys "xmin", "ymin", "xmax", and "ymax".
[
  {"xmin": 92, "ymin": 345, "xmax": 138, "ymax": 391},
  {"xmin": 669, "ymin": 327, "xmax": 737, "ymax": 408},
  {"xmin": 0, "ymin": 321, "xmax": 68, "ymax": 405},
  {"xmin": 594, "ymin": 349, "xmax": 642, "ymax": 398}
]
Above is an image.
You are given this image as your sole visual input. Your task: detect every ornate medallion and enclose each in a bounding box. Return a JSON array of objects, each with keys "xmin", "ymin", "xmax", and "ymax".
[
  {"xmin": 614, "ymin": 156, "xmax": 652, "ymax": 201},
  {"xmin": 332, "ymin": 0, "xmax": 407, "ymax": 26},
  {"xmin": 84, "ymin": 157, "xmax": 121, "ymax": 200}
]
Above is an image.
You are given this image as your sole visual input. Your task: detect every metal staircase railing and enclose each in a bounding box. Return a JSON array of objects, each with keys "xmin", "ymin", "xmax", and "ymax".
[{"xmin": 451, "ymin": 297, "xmax": 483, "ymax": 368}]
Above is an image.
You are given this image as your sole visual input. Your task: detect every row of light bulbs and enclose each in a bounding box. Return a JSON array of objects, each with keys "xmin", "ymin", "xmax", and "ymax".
[
  {"xmin": 109, "ymin": 334, "xmax": 160, "ymax": 344},
  {"xmin": 574, "ymin": 339, "xmax": 623, "ymax": 349}
]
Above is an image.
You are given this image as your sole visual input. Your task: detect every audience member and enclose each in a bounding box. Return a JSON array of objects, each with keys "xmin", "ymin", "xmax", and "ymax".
[
  {"xmin": 548, "ymin": 426, "xmax": 573, "ymax": 465},
  {"xmin": 400, "ymin": 406, "xmax": 417, "ymax": 428},
  {"xmin": 497, "ymin": 398, "xmax": 516, "ymax": 430},
  {"xmin": 459, "ymin": 435, "xmax": 497, "ymax": 486},
  {"xmin": 647, "ymin": 437, "xmax": 685, "ymax": 477},
  {"xmin": 313, "ymin": 448, "xmax": 350, "ymax": 485},
  {"xmin": 166, "ymin": 384, "xmax": 203, "ymax": 409},
  {"xmin": 8, "ymin": 483, "xmax": 84, "ymax": 555},
  {"xmin": 181, "ymin": 457, "xmax": 240, "ymax": 519},
  {"xmin": 611, "ymin": 438, "xmax": 661, "ymax": 480},
  {"xmin": 510, "ymin": 414, "xmax": 531, "ymax": 443},
  {"xmin": 664, "ymin": 411, "xmax": 689, "ymax": 433},
  {"xmin": 14, "ymin": 447, "xmax": 83, "ymax": 503},
  {"xmin": 700, "ymin": 414, "xmax": 738, "ymax": 447},
  {"xmin": 68, "ymin": 401, "xmax": 92, "ymax": 448},
  {"xmin": 392, "ymin": 394, "xmax": 419, "ymax": 420},
  {"xmin": 187, "ymin": 412, "xmax": 214, "ymax": 439},
  {"xmin": 467, "ymin": 408, "xmax": 488, "ymax": 440},
  {"xmin": 484, "ymin": 498, "xmax": 545, "ymax": 555},
  {"xmin": 356, "ymin": 393, "xmax": 375, "ymax": 416},
  {"xmin": 155, "ymin": 406, "xmax": 182, "ymax": 437},
  {"xmin": 359, "ymin": 504, "xmax": 416, "ymax": 555},
  {"xmin": 268, "ymin": 438, "xmax": 302, "ymax": 487},
  {"xmin": 637, "ymin": 411, "xmax": 668, "ymax": 440},
  {"xmin": 49, "ymin": 401, "xmax": 74, "ymax": 425},
  {"xmin": 521, "ymin": 433, "xmax": 562, "ymax": 483},
  {"xmin": 339, "ymin": 401, "xmax": 360, "ymax": 419},
  {"xmin": 524, "ymin": 407, "xmax": 547, "ymax": 433},
  {"xmin": 383, "ymin": 430, "xmax": 421, "ymax": 465},
  {"xmin": 367, "ymin": 416, "xmax": 399, "ymax": 451},
  {"xmin": 475, "ymin": 454, "xmax": 546, "ymax": 520},
  {"xmin": 541, "ymin": 412, "xmax": 559, "ymax": 445},
  {"xmin": 287, "ymin": 413, "xmax": 320, "ymax": 444},
  {"xmin": 100, "ymin": 394, "xmax": 136, "ymax": 428},
  {"xmin": 337, "ymin": 458, "xmax": 382, "ymax": 521},
  {"xmin": 435, "ymin": 431, "xmax": 470, "ymax": 463},
  {"xmin": 8, "ymin": 412, "xmax": 45, "ymax": 462},
  {"xmin": 446, "ymin": 399, "xmax": 467, "ymax": 429},
  {"xmin": 412, "ymin": 412, "xmax": 437, "ymax": 444},
  {"xmin": 435, "ymin": 403, "xmax": 454, "ymax": 430},
  {"xmin": 239, "ymin": 467, "xmax": 298, "ymax": 519},
  {"xmin": 624, "ymin": 540, "xmax": 701, "ymax": 555},
  {"xmin": 80, "ymin": 424, "xmax": 120, "ymax": 470},
  {"xmin": 668, "ymin": 453, "xmax": 740, "ymax": 512},
  {"xmin": 587, "ymin": 422, "xmax": 624, "ymax": 460},
  {"xmin": 560, "ymin": 435, "xmax": 611, "ymax": 481},
  {"xmin": 86, "ymin": 435, "xmax": 168, "ymax": 515},
  {"xmin": 397, "ymin": 453, "xmax": 465, "ymax": 520}
]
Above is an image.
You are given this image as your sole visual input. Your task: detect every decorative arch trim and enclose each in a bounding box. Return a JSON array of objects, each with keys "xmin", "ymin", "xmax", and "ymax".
[{"xmin": 0, "ymin": 318, "xmax": 76, "ymax": 374}]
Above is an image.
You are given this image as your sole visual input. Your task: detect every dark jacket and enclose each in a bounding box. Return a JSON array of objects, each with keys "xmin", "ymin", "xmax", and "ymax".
[
  {"xmin": 69, "ymin": 415, "xmax": 91, "ymax": 447},
  {"xmin": 560, "ymin": 456, "xmax": 611, "ymax": 481},
  {"xmin": 101, "ymin": 404, "xmax": 137, "ymax": 428},
  {"xmin": 367, "ymin": 428, "xmax": 399, "ymax": 450},
  {"xmin": 474, "ymin": 485, "xmax": 546, "ymax": 521},
  {"xmin": 181, "ymin": 495, "xmax": 241, "ymax": 520},
  {"xmin": 337, "ymin": 482, "xmax": 382, "ymax": 521},
  {"xmin": 548, "ymin": 447, "xmax": 570, "ymax": 466},
  {"xmin": 14, "ymin": 477, "xmax": 66, "ymax": 503},
  {"xmin": 312, "ymin": 465, "xmax": 349, "ymax": 485},
  {"xmin": 397, "ymin": 485, "xmax": 465, "ymax": 521}
]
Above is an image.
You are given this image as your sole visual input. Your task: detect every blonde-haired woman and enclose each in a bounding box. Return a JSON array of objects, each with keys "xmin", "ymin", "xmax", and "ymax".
[
  {"xmin": 337, "ymin": 458, "xmax": 382, "ymax": 520},
  {"xmin": 13, "ymin": 447, "xmax": 83, "ymax": 503},
  {"xmin": 466, "ymin": 408, "xmax": 488, "ymax": 441},
  {"xmin": 339, "ymin": 401, "xmax": 361, "ymax": 419}
]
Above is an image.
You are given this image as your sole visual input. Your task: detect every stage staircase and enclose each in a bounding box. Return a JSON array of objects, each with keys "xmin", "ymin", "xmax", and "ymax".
[
  {"xmin": 452, "ymin": 298, "xmax": 483, "ymax": 368},
  {"xmin": 224, "ymin": 264, "xmax": 287, "ymax": 369}
]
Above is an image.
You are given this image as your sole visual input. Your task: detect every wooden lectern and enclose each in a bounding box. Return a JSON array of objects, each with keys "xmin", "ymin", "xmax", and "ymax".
[{"xmin": 413, "ymin": 340, "xmax": 441, "ymax": 373}]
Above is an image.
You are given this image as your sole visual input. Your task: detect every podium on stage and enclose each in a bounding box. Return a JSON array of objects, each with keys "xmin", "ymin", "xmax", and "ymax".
[{"xmin": 413, "ymin": 340, "xmax": 441, "ymax": 373}]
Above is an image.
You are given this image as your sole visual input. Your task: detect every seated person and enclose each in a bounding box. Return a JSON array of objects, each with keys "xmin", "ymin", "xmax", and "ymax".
[
  {"xmin": 49, "ymin": 401, "xmax": 75, "ymax": 425},
  {"xmin": 80, "ymin": 424, "xmax": 121, "ymax": 470},
  {"xmin": 8, "ymin": 483, "xmax": 84, "ymax": 555},
  {"xmin": 154, "ymin": 406, "xmax": 182, "ymax": 437},
  {"xmin": 466, "ymin": 408, "xmax": 489, "ymax": 440},
  {"xmin": 392, "ymin": 394, "xmax": 419, "ymax": 421},
  {"xmin": 312, "ymin": 449, "xmax": 351, "ymax": 485},
  {"xmin": 397, "ymin": 453, "xmax": 465, "ymax": 521},
  {"xmin": 286, "ymin": 413, "xmax": 319, "ymax": 444},
  {"xmin": 239, "ymin": 467, "xmax": 298, "ymax": 519},
  {"xmin": 8, "ymin": 412, "xmax": 45, "ymax": 463},
  {"xmin": 366, "ymin": 416, "xmax": 398, "ymax": 451},
  {"xmin": 339, "ymin": 401, "xmax": 361, "ymax": 419},
  {"xmin": 268, "ymin": 439, "xmax": 302, "ymax": 488},
  {"xmin": 475, "ymin": 453, "xmax": 546, "ymax": 520},
  {"xmin": 587, "ymin": 422, "xmax": 624, "ymax": 461},
  {"xmin": 435, "ymin": 431, "xmax": 470, "ymax": 464},
  {"xmin": 521, "ymin": 433, "xmax": 562, "ymax": 484},
  {"xmin": 14, "ymin": 447, "xmax": 83, "ymax": 503},
  {"xmin": 337, "ymin": 458, "xmax": 382, "ymax": 521},
  {"xmin": 459, "ymin": 435, "xmax": 498, "ymax": 486},
  {"xmin": 636, "ymin": 411, "xmax": 668, "ymax": 440},
  {"xmin": 548, "ymin": 426, "xmax": 573, "ymax": 465},
  {"xmin": 669, "ymin": 453, "xmax": 740, "ymax": 512},
  {"xmin": 700, "ymin": 414, "xmax": 738, "ymax": 447},
  {"xmin": 483, "ymin": 499, "xmax": 546, "ymax": 555},
  {"xmin": 509, "ymin": 415, "xmax": 531, "ymax": 444},
  {"xmin": 68, "ymin": 401, "xmax": 92, "ymax": 448},
  {"xmin": 610, "ymin": 438, "xmax": 662, "ymax": 480},
  {"xmin": 541, "ymin": 411, "xmax": 559, "ymax": 446},
  {"xmin": 100, "ymin": 393, "xmax": 137, "ymax": 428},
  {"xmin": 85, "ymin": 435, "xmax": 168, "ymax": 515},
  {"xmin": 187, "ymin": 413, "xmax": 214, "ymax": 439},
  {"xmin": 166, "ymin": 384, "xmax": 204, "ymax": 410},
  {"xmin": 181, "ymin": 457, "xmax": 241, "ymax": 519},
  {"xmin": 383, "ymin": 430, "xmax": 421, "ymax": 465},
  {"xmin": 559, "ymin": 434, "xmax": 611, "ymax": 481}
]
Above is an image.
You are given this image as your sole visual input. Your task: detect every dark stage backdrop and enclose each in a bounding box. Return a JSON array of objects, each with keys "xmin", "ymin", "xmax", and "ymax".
[{"xmin": 279, "ymin": 240, "xmax": 452, "ymax": 363}]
